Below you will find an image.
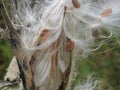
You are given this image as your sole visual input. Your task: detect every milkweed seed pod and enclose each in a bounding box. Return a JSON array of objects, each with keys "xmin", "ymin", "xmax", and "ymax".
[{"xmin": 4, "ymin": 0, "xmax": 120, "ymax": 90}]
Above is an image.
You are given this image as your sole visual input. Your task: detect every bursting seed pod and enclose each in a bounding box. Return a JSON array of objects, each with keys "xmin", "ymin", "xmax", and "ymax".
[{"xmin": 3, "ymin": 0, "xmax": 120, "ymax": 90}]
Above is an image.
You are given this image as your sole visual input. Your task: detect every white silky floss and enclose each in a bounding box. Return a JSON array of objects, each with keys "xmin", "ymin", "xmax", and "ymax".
[{"xmin": 8, "ymin": 0, "xmax": 120, "ymax": 90}]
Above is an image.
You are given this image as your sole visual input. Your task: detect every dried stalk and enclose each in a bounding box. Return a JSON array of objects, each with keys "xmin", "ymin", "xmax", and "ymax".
[
  {"xmin": 65, "ymin": 50, "xmax": 75, "ymax": 90},
  {"xmin": 1, "ymin": 0, "xmax": 35, "ymax": 90},
  {"xmin": 0, "ymin": 80, "xmax": 20, "ymax": 89},
  {"xmin": 0, "ymin": 27, "xmax": 4, "ymax": 38}
]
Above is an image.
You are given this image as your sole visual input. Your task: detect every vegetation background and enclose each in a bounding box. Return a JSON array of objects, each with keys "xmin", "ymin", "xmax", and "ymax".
[{"xmin": 0, "ymin": 0, "xmax": 120, "ymax": 90}]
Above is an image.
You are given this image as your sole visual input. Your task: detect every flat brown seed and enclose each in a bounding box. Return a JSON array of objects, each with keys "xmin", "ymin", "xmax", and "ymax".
[
  {"xmin": 79, "ymin": 49, "xmax": 83, "ymax": 55},
  {"xmin": 101, "ymin": 8, "xmax": 112, "ymax": 18},
  {"xmin": 34, "ymin": 29, "xmax": 49, "ymax": 45},
  {"xmin": 72, "ymin": 0, "xmax": 80, "ymax": 9},
  {"xmin": 92, "ymin": 29, "xmax": 99, "ymax": 37},
  {"xmin": 40, "ymin": 29, "xmax": 49, "ymax": 41},
  {"xmin": 65, "ymin": 39, "xmax": 74, "ymax": 52}
]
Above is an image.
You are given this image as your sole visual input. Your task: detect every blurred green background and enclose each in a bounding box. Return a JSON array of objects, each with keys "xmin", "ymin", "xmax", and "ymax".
[
  {"xmin": 0, "ymin": 0, "xmax": 13, "ymax": 80},
  {"xmin": 0, "ymin": 1, "xmax": 120, "ymax": 90},
  {"xmin": 73, "ymin": 39, "xmax": 120, "ymax": 90}
]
